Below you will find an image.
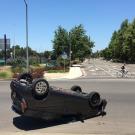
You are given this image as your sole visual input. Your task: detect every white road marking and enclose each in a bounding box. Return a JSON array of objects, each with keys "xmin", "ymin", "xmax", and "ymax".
[{"xmin": 94, "ymin": 65, "xmax": 115, "ymax": 77}]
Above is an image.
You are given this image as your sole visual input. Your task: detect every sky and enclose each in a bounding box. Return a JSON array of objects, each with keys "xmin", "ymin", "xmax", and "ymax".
[{"xmin": 0, "ymin": 0, "xmax": 135, "ymax": 52}]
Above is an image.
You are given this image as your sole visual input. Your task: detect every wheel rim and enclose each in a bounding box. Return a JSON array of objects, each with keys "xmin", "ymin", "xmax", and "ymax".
[
  {"xmin": 90, "ymin": 93, "xmax": 100, "ymax": 107},
  {"xmin": 35, "ymin": 81, "xmax": 48, "ymax": 95},
  {"xmin": 76, "ymin": 89, "xmax": 81, "ymax": 93},
  {"xmin": 91, "ymin": 94, "xmax": 99, "ymax": 104}
]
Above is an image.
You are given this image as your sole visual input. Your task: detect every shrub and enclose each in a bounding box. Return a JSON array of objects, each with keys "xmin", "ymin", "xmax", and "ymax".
[
  {"xmin": 31, "ymin": 67, "xmax": 45, "ymax": 79},
  {"xmin": 45, "ymin": 66, "xmax": 64, "ymax": 71},
  {"xmin": 56, "ymin": 57, "xmax": 69, "ymax": 67},
  {"xmin": 7, "ymin": 57, "xmax": 26, "ymax": 67},
  {"xmin": 29, "ymin": 56, "xmax": 40, "ymax": 66},
  {"xmin": 47, "ymin": 69, "xmax": 69, "ymax": 73},
  {"xmin": 12, "ymin": 67, "xmax": 26, "ymax": 78},
  {"xmin": 12, "ymin": 66, "xmax": 45, "ymax": 79},
  {"xmin": 0, "ymin": 72, "xmax": 8, "ymax": 78}
]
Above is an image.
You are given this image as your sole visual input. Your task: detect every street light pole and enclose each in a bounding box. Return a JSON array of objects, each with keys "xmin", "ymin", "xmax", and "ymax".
[
  {"xmin": 24, "ymin": 0, "xmax": 29, "ymax": 72},
  {"xmin": 69, "ymin": 32, "xmax": 71, "ymax": 67}
]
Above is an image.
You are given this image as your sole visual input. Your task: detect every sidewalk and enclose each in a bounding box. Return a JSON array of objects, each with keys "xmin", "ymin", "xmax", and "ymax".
[{"xmin": 44, "ymin": 66, "xmax": 83, "ymax": 80}]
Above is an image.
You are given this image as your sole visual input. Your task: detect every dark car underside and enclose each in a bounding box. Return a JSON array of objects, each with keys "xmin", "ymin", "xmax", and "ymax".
[{"xmin": 10, "ymin": 73, "xmax": 107, "ymax": 121}]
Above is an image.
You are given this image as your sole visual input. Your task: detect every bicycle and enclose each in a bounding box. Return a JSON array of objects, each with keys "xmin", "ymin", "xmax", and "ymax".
[{"xmin": 116, "ymin": 69, "xmax": 128, "ymax": 78}]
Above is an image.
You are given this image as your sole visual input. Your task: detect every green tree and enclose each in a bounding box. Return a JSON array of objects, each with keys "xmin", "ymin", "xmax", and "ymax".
[
  {"xmin": 52, "ymin": 26, "xmax": 69, "ymax": 58},
  {"xmin": 52, "ymin": 25, "xmax": 94, "ymax": 62},
  {"xmin": 101, "ymin": 18, "xmax": 135, "ymax": 63},
  {"xmin": 43, "ymin": 51, "xmax": 52, "ymax": 59},
  {"xmin": 70, "ymin": 24, "xmax": 94, "ymax": 61}
]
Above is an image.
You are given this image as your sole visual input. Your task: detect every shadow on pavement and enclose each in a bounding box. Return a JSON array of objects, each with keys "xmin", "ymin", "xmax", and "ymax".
[
  {"xmin": 13, "ymin": 116, "xmax": 77, "ymax": 131},
  {"xmin": 13, "ymin": 114, "xmax": 100, "ymax": 131}
]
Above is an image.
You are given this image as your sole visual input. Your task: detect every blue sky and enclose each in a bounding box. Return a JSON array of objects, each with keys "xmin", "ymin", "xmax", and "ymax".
[{"xmin": 0, "ymin": 0, "xmax": 135, "ymax": 52}]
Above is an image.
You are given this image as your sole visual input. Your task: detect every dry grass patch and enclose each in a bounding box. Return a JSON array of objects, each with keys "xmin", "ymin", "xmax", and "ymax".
[{"xmin": 0, "ymin": 66, "xmax": 12, "ymax": 79}]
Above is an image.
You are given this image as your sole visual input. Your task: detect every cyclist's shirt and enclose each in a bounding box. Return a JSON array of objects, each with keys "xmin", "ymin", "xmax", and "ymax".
[{"xmin": 121, "ymin": 66, "xmax": 125, "ymax": 70}]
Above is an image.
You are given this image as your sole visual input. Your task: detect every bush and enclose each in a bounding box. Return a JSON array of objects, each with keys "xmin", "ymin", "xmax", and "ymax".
[
  {"xmin": 29, "ymin": 56, "xmax": 40, "ymax": 66},
  {"xmin": 12, "ymin": 66, "xmax": 45, "ymax": 79},
  {"xmin": 45, "ymin": 66, "xmax": 64, "ymax": 71},
  {"xmin": 7, "ymin": 57, "xmax": 26, "ymax": 67},
  {"xmin": 31, "ymin": 67, "xmax": 45, "ymax": 78},
  {"xmin": 0, "ymin": 72, "xmax": 8, "ymax": 78},
  {"xmin": 47, "ymin": 69, "xmax": 69, "ymax": 73},
  {"xmin": 56, "ymin": 57, "xmax": 69, "ymax": 67},
  {"xmin": 12, "ymin": 67, "xmax": 26, "ymax": 78}
]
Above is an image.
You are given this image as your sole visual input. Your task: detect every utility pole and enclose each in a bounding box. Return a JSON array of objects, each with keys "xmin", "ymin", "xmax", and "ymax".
[
  {"xmin": 12, "ymin": 24, "xmax": 16, "ymax": 60},
  {"xmin": 4, "ymin": 34, "xmax": 7, "ymax": 65},
  {"xmin": 69, "ymin": 32, "xmax": 71, "ymax": 67},
  {"xmin": 24, "ymin": 0, "xmax": 29, "ymax": 72},
  {"xmin": 13, "ymin": 44, "xmax": 16, "ymax": 59}
]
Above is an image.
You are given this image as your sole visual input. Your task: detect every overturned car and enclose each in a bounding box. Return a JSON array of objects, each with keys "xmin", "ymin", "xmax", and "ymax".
[{"xmin": 10, "ymin": 73, "xmax": 107, "ymax": 121}]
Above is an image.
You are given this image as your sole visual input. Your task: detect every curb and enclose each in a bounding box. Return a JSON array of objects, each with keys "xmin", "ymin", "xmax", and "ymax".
[
  {"xmin": 44, "ymin": 67, "xmax": 83, "ymax": 80},
  {"xmin": 81, "ymin": 68, "xmax": 87, "ymax": 77}
]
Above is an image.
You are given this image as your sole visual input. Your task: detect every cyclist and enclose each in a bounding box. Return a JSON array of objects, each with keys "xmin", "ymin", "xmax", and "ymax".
[{"xmin": 121, "ymin": 64, "xmax": 127, "ymax": 77}]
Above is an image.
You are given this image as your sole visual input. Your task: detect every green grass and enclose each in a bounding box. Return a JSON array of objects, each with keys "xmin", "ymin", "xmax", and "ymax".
[
  {"xmin": 47, "ymin": 69, "xmax": 69, "ymax": 73},
  {"xmin": 0, "ymin": 72, "xmax": 7, "ymax": 78},
  {"xmin": 0, "ymin": 71, "xmax": 12, "ymax": 79}
]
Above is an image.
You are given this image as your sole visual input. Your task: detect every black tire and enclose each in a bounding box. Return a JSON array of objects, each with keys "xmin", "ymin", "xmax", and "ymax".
[
  {"xmin": 18, "ymin": 73, "xmax": 33, "ymax": 84},
  {"xmin": 32, "ymin": 79, "xmax": 49, "ymax": 100},
  {"xmin": 88, "ymin": 91, "xmax": 101, "ymax": 108},
  {"xmin": 71, "ymin": 85, "xmax": 82, "ymax": 93}
]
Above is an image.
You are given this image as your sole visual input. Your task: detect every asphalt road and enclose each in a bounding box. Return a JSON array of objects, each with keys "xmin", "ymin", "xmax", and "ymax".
[
  {"xmin": 82, "ymin": 59, "xmax": 135, "ymax": 79},
  {"xmin": 0, "ymin": 79, "xmax": 135, "ymax": 135}
]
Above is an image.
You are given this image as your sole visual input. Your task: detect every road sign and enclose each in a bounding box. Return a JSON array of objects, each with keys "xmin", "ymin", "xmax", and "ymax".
[
  {"xmin": 0, "ymin": 39, "xmax": 10, "ymax": 50},
  {"xmin": 61, "ymin": 52, "xmax": 67, "ymax": 59}
]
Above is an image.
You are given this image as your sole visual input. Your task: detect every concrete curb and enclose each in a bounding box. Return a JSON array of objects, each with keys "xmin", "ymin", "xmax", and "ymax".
[
  {"xmin": 44, "ymin": 67, "xmax": 83, "ymax": 80},
  {"xmin": 64, "ymin": 67, "xmax": 82, "ymax": 79},
  {"xmin": 81, "ymin": 68, "xmax": 87, "ymax": 77}
]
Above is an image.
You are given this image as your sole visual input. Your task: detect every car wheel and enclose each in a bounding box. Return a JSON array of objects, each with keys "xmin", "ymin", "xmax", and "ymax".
[
  {"xmin": 18, "ymin": 73, "xmax": 33, "ymax": 84},
  {"xmin": 71, "ymin": 85, "xmax": 82, "ymax": 93},
  {"xmin": 88, "ymin": 92, "xmax": 101, "ymax": 108},
  {"xmin": 32, "ymin": 79, "xmax": 49, "ymax": 100}
]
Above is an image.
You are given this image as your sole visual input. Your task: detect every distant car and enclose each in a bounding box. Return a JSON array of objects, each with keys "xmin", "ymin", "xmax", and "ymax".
[{"xmin": 10, "ymin": 73, "xmax": 107, "ymax": 121}]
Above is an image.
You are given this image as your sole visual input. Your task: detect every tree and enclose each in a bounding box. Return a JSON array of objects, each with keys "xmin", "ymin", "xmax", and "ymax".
[
  {"xmin": 43, "ymin": 51, "xmax": 52, "ymax": 59},
  {"xmin": 52, "ymin": 25, "xmax": 94, "ymax": 62},
  {"xmin": 52, "ymin": 26, "xmax": 69, "ymax": 58},
  {"xmin": 70, "ymin": 24, "xmax": 94, "ymax": 61},
  {"xmin": 101, "ymin": 18, "xmax": 135, "ymax": 63},
  {"xmin": 92, "ymin": 51, "xmax": 100, "ymax": 58}
]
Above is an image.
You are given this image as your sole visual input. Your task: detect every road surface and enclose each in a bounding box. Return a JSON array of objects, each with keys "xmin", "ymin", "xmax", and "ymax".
[
  {"xmin": 0, "ymin": 79, "xmax": 135, "ymax": 135},
  {"xmin": 82, "ymin": 59, "xmax": 135, "ymax": 79},
  {"xmin": 1, "ymin": 59, "xmax": 135, "ymax": 134}
]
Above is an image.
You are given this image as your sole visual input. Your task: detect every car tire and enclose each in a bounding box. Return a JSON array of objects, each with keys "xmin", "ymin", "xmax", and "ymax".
[
  {"xmin": 18, "ymin": 73, "xmax": 33, "ymax": 84},
  {"xmin": 88, "ymin": 91, "xmax": 101, "ymax": 108},
  {"xmin": 32, "ymin": 79, "xmax": 49, "ymax": 100},
  {"xmin": 71, "ymin": 85, "xmax": 82, "ymax": 93}
]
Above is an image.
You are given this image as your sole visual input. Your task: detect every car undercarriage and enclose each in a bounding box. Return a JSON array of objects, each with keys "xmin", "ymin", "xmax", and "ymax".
[{"xmin": 10, "ymin": 73, "xmax": 107, "ymax": 121}]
